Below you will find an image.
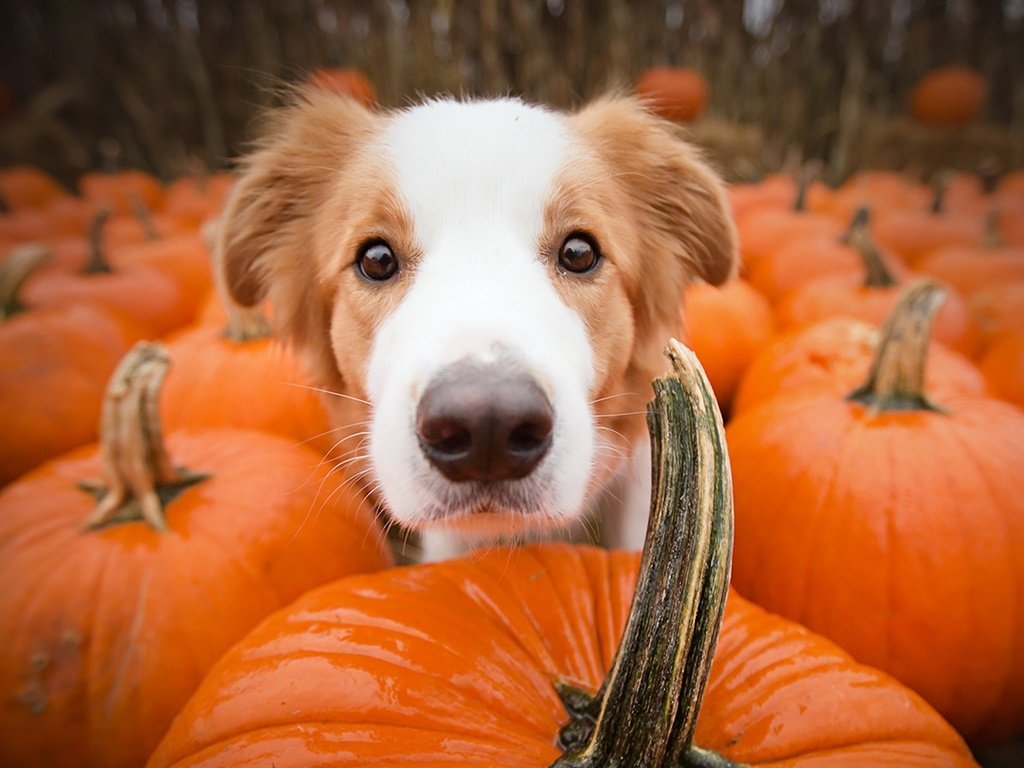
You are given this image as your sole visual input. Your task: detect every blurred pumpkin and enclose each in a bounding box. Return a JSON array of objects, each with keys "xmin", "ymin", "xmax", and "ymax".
[
  {"xmin": 909, "ymin": 66, "xmax": 987, "ymax": 126},
  {"xmin": 0, "ymin": 166, "xmax": 67, "ymax": 210},
  {"xmin": 633, "ymin": 67, "xmax": 709, "ymax": 123},
  {"xmin": 305, "ymin": 67, "xmax": 377, "ymax": 107},
  {"xmin": 979, "ymin": 328, "xmax": 1024, "ymax": 409}
]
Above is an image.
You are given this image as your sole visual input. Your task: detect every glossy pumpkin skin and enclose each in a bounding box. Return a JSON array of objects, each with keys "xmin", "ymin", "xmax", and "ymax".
[
  {"xmin": 732, "ymin": 317, "xmax": 987, "ymax": 416},
  {"xmin": 0, "ymin": 429, "xmax": 393, "ymax": 768},
  {"xmin": 727, "ymin": 392, "xmax": 1024, "ymax": 744},
  {"xmin": 0, "ymin": 303, "xmax": 146, "ymax": 484},
  {"xmin": 148, "ymin": 544, "xmax": 974, "ymax": 768}
]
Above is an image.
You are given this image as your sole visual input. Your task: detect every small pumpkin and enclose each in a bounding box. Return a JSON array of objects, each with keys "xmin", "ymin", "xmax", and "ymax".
[
  {"xmin": 633, "ymin": 67, "xmax": 709, "ymax": 123},
  {"xmin": 78, "ymin": 168, "xmax": 166, "ymax": 216},
  {"xmin": 808, "ymin": 170, "xmax": 931, "ymax": 225},
  {"xmin": 909, "ymin": 66, "xmax": 987, "ymax": 126},
  {"xmin": 0, "ymin": 342, "xmax": 393, "ymax": 767},
  {"xmin": 917, "ymin": 216, "xmax": 1024, "ymax": 299},
  {"xmin": 149, "ymin": 343, "xmax": 974, "ymax": 768},
  {"xmin": 727, "ymin": 280, "xmax": 1024, "ymax": 743}
]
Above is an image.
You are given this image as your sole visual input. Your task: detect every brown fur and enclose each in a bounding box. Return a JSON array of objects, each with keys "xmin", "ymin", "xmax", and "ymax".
[{"xmin": 216, "ymin": 90, "xmax": 737, "ymax": 534}]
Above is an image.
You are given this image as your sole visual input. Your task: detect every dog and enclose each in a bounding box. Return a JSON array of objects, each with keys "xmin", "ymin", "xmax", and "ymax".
[{"xmin": 215, "ymin": 89, "xmax": 737, "ymax": 561}]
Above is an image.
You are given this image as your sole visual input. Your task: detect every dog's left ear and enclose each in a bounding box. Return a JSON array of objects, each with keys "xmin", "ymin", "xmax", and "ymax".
[{"xmin": 571, "ymin": 96, "xmax": 737, "ymax": 286}]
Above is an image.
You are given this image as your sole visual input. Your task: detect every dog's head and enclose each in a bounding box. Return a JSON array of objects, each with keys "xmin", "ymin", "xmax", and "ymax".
[{"xmin": 217, "ymin": 90, "xmax": 736, "ymax": 537}]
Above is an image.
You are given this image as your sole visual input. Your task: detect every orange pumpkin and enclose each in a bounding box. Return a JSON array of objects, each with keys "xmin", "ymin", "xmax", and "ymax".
[
  {"xmin": 161, "ymin": 303, "xmax": 335, "ymax": 457},
  {"xmin": 979, "ymin": 328, "xmax": 1024, "ymax": 409},
  {"xmin": 776, "ymin": 210, "xmax": 978, "ymax": 355},
  {"xmin": 0, "ymin": 343, "xmax": 393, "ymax": 768},
  {"xmin": 0, "ymin": 245, "xmax": 147, "ymax": 484},
  {"xmin": 633, "ymin": 67, "xmax": 709, "ymax": 123},
  {"xmin": 727, "ymin": 281, "xmax": 1024, "ymax": 743},
  {"xmin": 305, "ymin": 68, "xmax": 377, "ymax": 107},
  {"xmin": 78, "ymin": 168, "xmax": 166, "ymax": 216},
  {"xmin": 917, "ymin": 232, "xmax": 1024, "ymax": 300},
  {"xmin": 732, "ymin": 315, "xmax": 986, "ymax": 416},
  {"xmin": 870, "ymin": 182, "xmax": 985, "ymax": 266},
  {"xmin": 969, "ymin": 280, "xmax": 1024, "ymax": 349},
  {"xmin": 0, "ymin": 166, "xmax": 68, "ymax": 210},
  {"xmin": 163, "ymin": 173, "xmax": 234, "ymax": 227},
  {"xmin": 909, "ymin": 66, "xmax": 987, "ymax": 126},
  {"xmin": 20, "ymin": 210, "xmax": 201, "ymax": 336},
  {"xmin": 149, "ymin": 342, "xmax": 974, "ymax": 768},
  {"xmin": 682, "ymin": 278, "xmax": 774, "ymax": 412},
  {"xmin": 808, "ymin": 170, "xmax": 931, "ymax": 225}
]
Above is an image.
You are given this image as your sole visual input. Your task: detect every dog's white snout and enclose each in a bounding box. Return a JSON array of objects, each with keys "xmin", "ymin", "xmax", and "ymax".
[{"xmin": 416, "ymin": 360, "xmax": 554, "ymax": 484}]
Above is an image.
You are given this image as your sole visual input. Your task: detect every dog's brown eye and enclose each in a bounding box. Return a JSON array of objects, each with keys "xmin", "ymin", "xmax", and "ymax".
[
  {"xmin": 358, "ymin": 241, "xmax": 399, "ymax": 281},
  {"xmin": 558, "ymin": 235, "xmax": 600, "ymax": 274}
]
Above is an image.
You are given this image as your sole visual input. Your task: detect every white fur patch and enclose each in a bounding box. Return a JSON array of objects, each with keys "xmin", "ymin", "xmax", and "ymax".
[{"xmin": 364, "ymin": 99, "xmax": 598, "ymax": 540}]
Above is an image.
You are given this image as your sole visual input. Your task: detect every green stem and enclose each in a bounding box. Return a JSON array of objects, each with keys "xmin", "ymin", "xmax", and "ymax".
[
  {"xmin": 552, "ymin": 339, "xmax": 735, "ymax": 768},
  {"xmin": 847, "ymin": 279, "xmax": 947, "ymax": 414}
]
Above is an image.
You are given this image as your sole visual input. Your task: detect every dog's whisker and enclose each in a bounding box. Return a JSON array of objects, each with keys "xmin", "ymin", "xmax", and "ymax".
[{"xmin": 281, "ymin": 381, "xmax": 373, "ymax": 407}]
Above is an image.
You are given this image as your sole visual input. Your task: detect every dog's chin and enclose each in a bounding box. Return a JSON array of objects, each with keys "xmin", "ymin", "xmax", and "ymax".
[{"xmin": 385, "ymin": 479, "xmax": 584, "ymax": 538}]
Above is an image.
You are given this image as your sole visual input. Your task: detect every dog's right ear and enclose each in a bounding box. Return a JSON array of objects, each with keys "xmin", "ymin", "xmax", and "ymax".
[{"xmin": 215, "ymin": 89, "xmax": 380, "ymax": 308}]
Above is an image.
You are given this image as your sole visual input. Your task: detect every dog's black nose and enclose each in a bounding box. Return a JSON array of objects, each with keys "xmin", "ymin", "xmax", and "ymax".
[{"xmin": 416, "ymin": 365, "xmax": 553, "ymax": 483}]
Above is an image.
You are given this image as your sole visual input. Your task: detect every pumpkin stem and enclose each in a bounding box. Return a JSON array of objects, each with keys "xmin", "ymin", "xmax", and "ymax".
[
  {"xmin": 552, "ymin": 340, "xmax": 734, "ymax": 768},
  {"xmin": 983, "ymin": 208, "xmax": 1004, "ymax": 249},
  {"xmin": 929, "ymin": 173, "xmax": 948, "ymax": 214},
  {"xmin": 82, "ymin": 342, "xmax": 206, "ymax": 532},
  {"xmin": 793, "ymin": 161, "xmax": 820, "ymax": 212},
  {"xmin": 0, "ymin": 243, "xmax": 51, "ymax": 320},
  {"xmin": 85, "ymin": 207, "xmax": 114, "ymax": 274},
  {"xmin": 844, "ymin": 208, "xmax": 898, "ymax": 288},
  {"xmin": 847, "ymin": 279, "xmax": 947, "ymax": 414},
  {"xmin": 131, "ymin": 194, "xmax": 160, "ymax": 241}
]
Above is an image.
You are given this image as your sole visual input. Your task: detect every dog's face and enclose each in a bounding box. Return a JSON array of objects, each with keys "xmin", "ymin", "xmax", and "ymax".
[{"xmin": 218, "ymin": 91, "xmax": 736, "ymax": 537}]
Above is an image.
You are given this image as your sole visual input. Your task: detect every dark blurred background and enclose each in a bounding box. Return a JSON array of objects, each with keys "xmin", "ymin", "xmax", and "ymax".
[{"xmin": 0, "ymin": 1, "xmax": 1021, "ymax": 182}]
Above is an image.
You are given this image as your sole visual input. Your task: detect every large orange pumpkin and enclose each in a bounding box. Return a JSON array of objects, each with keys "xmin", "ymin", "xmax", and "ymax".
[
  {"xmin": 0, "ymin": 343, "xmax": 393, "ymax": 768},
  {"xmin": 149, "ymin": 344, "xmax": 974, "ymax": 768},
  {"xmin": 727, "ymin": 280, "xmax": 1024, "ymax": 744}
]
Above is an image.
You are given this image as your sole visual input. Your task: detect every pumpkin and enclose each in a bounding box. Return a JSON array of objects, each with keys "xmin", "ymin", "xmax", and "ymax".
[
  {"xmin": 633, "ymin": 67, "xmax": 709, "ymax": 123},
  {"xmin": 727, "ymin": 280, "xmax": 1024, "ymax": 744},
  {"xmin": 734, "ymin": 170, "xmax": 842, "ymax": 271},
  {"xmin": 682, "ymin": 278, "xmax": 774, "ymax": 412},
  {"xmin": 969, "ymin": 280, "xmax": 1024, "ymax": 349},
  {"xmin": 0, "ymin": 245, "xmax": 147, "ymax": 484},
  {"xmin": 909, "ymin": 66, "xmax": 987, "ymax": 126},
  {"xmin": 149, "ymin": 342, "xmax": 974, "ymax": 768},
  {"xmin": 0, "ymin": 342, "xmax": 393, "ymax": 768},
  {"xmin": 20, "ymin": 209, "xmax": 201, "ymax": 336},
  {"xmin": 917, "ymin": 222, "xmax": 1024, "ymax": 300},
  {"xmin": 979, "ymin": 328, "xmax": 1024, "ymax": 409},
  {"xmin": 732, "ymin": 314, "xmax": 987, "ymax": 417},
  {"xmin": 746, "ymin": 208, "xmax": 904, "ymax": 304},
  {"xmin": 0, "ymin": 166, "xmax": 67, "ymax": 210},
  {"xmin": 808, "ymin": 170, "xmax": 931, "ymax": 225},
  {"xmin": 305, "ymin": 68, "xmax": 377, "ymax": 107},
  {"xmin": 161, "ymin": 302, "xmax": 336, "ymax": 457},
  {"xmin": 78, "ymin": 168, "xmax": 166, "ymax": 216},
  {"xmin": 163, "ymin": 173, "xmax": 234, "ymax": 227},
  {"xmin": 776, "ymin": 209, "xmax": 978, "ymax": 355}
]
